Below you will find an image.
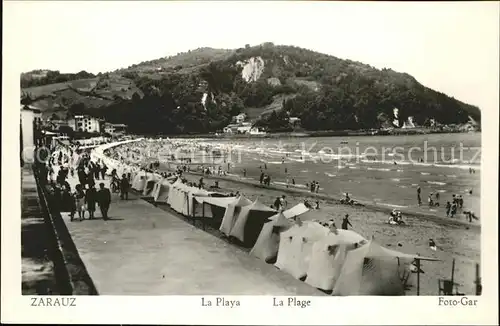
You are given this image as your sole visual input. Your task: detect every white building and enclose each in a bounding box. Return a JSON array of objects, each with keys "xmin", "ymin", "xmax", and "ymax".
[
  {"xmin": 104, "ymin": 123, "xmax": 128, "ymax": 135},
  {"xmin": 289, "ymin": 117, "xmax": 301, "ymax": 126},
  {"xmin": 236, "ymin": 122, "xmax": 253, "ymax": 134},
  {"xmin": 249, "ymin": 127, "xmax": 266, "ymax": 135},
  {"xmin": 234, "ymin": 113, "xmax": 247, "ymax": 124},
  {"xmin": 20, "ymin": 105, "xmax": 42, "ymax": 163},
  {"xmin": 223, "ymin": 124, "xmax": 239, "ymax": 134},
  {"xmin": 74, "ymin": 115, "xmax": 102, "ymax": 133}
]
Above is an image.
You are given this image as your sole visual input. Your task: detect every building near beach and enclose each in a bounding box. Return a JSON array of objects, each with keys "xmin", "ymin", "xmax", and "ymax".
[
  {"xmin": 237, "ymin": 122, "xmax": 253, "ymax": 133},
  {"xmin": 223, "ymin": 124, "xmax": 240, "ymax": 134},
  {"xmin": 233, "ymin": 113, "xmax": 247, "ymax": 124},
  {"xmin": 74, "ymin": 115, "xmax": 103, "ymax": 133},
  {"xmin": 289, "ymin": 117, "xmax": 301, "ymax": 126},
  {"xmin": 104, "ymin": 123, "xmax": 128, "ymax": 135},
  {"xmin": 20, "ymin": 105, "xmax": 42, "ymax": 163}
]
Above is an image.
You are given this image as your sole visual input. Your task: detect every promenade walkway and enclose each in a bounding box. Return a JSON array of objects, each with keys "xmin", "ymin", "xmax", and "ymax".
[
  {"xmin": 56, "ymin": 167, "xmax": 323, "ymax": 295},
  {"xmin": 21, "ymin": 167, "xmax": 58, "ymax": 294}
]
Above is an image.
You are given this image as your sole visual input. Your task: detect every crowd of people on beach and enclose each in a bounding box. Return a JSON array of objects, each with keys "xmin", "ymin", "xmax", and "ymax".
[
  {"xmin": 416, "ymin": 186, "xmax": 476, "ymax": 222},
  {"xmin": 107, "ymin": 137, "xmax": 481, "ymax": 227}
]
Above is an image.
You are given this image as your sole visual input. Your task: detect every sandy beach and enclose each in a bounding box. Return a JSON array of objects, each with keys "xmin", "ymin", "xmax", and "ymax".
[{"xmin": 109, "ymin": 133, "xmax": 481, "ymax": 296}]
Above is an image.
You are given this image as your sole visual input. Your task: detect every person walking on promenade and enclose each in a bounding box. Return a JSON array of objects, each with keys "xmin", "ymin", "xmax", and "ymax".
[
  {"xmin": 85, "ymin": 183, "xmax": 98, "ymax": 220},
  {"xmin": 95, "ymin": 161, "xmax": 101, "ymax": 180},
  {"xmin": 97, "ymin": 182, "xmax": 111, "ymax": 220},
  {"xmin": 74, "ymin": 184, "xmax": 86, "ymax": 221},
  {"xmin": 120, "ymin": 173, "xmax": 130, "ymax": 200},
  {"xmin": 342, "ymin": 214, "xmax": 352, "ymax": 230},
  {"xmin": 100, "ymin": 162, "xmax": 108, "ymax": 180}
]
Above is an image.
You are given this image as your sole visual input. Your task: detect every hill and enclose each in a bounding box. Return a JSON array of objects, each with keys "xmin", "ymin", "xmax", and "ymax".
[
  {"xmin": 21, "ymin": 74, "xmax": 144, "ymax": 119},
  {"xmin": 21, "ymin": 43, "xmax": 481, "ymax": 133}
]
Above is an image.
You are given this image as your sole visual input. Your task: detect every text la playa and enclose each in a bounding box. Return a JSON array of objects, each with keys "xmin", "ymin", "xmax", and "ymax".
[{"xmin": 201, "ymin": 297, "xmax": 240, "ymax": 308}]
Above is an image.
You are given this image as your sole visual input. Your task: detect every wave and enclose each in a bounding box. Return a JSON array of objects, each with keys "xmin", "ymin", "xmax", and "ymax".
[
  {"xmin": 391, "ymin": 178, "xmax": 401, "ymax": 182},
  {"xmin": 378, "ymin": 203, "xmax": 408, "ymax": 209},
  {"xmin": 427, "ymin": 181, "xmax": 447, "ymax": 186},
  {"xmin": 420, "ymin": 172, "xmax": 430, "ymax": 175},
  {"xmin": 274, "ymin": 181, "xmax": 308, "ymax": 189},
  {"xmin": 367, "ymin": 167, "xmax": 392, "ymax": 172},
  {"xmin": 324, "ymin": 172, "xmax": 336, "ymax": 177},
  {"xmin": 361, "ymin": 159, "xmax": 481, "ymax": 171}
]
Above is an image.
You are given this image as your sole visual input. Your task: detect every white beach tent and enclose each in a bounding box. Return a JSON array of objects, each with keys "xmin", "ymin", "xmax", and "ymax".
[
  {"xmin": 142, "ymin": 173, "xmax": 162, "ymax": 197},
  {"xmin": 250, "ymin": 212, "xmax": 293, "ymax": 262},
  {"xmin": 304, "ymin": 230, "xmax": 367, "ymax": 291},
  {"xmin": 194, "ymin": 196, "xmax": 237, "ymax": 211},
  {"xmin": 167, "ymin": 180, "xmax": 190, "ymax": 215},
  {"xmin": 229, "ymin": 199, "xmax": 277, "ymax": 247},
  {"xmin": 187, "ymin": 187, "xmax": 214, "ymax": 217},
  {"xmin": 250, "ymin": 203, "xmax": 310, "ymax": 262},
  {"xmin": 274, "ymin": 220, "xmax": 330, "ymax": 280},
  {"xmin": 131, "ymin": 170, "xmax": 148, "ymax": 191},
  {"xmin": 219, "ymin": 196, "xmax": 253, "ymax": 236},
  {"xmin": 331, "ymin": 240, "xmax": 439, "ymax": 296},
  {"xmin": 152, "ymin": 176, "xmax": 177, "ymax": 203}
]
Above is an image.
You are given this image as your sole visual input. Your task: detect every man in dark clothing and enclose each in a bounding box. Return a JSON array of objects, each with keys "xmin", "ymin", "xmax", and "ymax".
[
  {"xmin": 77, "ymin": 168, "xmax": 86, "ymax": 185},
  {"xmin": 94, "ymin": 162, "xmax": 100, "ymax": 180},
  {"xmin": 97, "ymin": 183, "xmax": 111, "ymax": 220},
  {"xmin": 417, "ymin": 186, "xmax": 422, "ymax": 205},
  {"xmin": 341, "ymin": 214, "xmax": 352, "ymax": 230},
  {"xmin": 85, "ymin": 184, "xmax": 98, "ymax": 219},
  {"xmin": 100, "ymin": 163, "xmax": 107, "ymax": 180},
  {"xmin": 273, "ymin": 197, "xmax": 282, "ymax": 210},
  {"xmin": 120, "ymin": 174, "xmax": 130, "ymax": 200},
  {"xmin": 259, "ymin": 172, "xmax": 264, "ymax": 184}
]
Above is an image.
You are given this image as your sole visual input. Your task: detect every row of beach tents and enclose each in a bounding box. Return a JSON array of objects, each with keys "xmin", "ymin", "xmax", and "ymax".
[{"xmin": 91, "ymin": 140, "xmax": 439, "ymax": 295}]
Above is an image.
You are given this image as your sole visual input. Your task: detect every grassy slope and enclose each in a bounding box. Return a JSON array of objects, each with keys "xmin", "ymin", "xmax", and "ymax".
[{"xmin": 22, "ymin": 76, "xmax": 143, "ymax": 117}]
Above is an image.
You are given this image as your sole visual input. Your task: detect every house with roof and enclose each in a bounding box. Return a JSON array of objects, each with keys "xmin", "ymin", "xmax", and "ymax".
[
  {"xmin": 104, "ymin": 122, "xmax": 128, "ymax": 135},
  {"xmin": 233, "ymin": 113, "xmax": 247, "ymax": 124}
]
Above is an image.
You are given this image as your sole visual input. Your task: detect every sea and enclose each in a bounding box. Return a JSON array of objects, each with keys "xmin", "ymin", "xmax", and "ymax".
[{"xmin": 199, "ymin": 132, "xmax": 481, "ymax": 218}]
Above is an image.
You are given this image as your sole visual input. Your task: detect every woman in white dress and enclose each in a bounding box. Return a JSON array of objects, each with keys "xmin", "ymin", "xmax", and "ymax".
[{"xmin": 74, "ymin": 184, "xmax": 87, "ymax": 221}]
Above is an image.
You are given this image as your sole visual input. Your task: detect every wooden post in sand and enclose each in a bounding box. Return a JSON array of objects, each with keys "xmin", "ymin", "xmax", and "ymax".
[
  {"xmin": 475, "ymin": 263, "xmax": 481, "ymax": 295},
  {"xmin": 451, "ymin": 258, "xmax": 455, "ymax": 287},
  {"xmin": 202, "ymin": 199, "xmax": 206, "ymax": 230},
  {"xmin": 416, "ymin": 259, "xmax": 421, "ymax": 296}
]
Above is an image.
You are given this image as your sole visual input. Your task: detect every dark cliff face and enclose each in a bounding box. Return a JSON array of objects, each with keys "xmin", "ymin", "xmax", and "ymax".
[{"xmin": 21, "ymin": 43, "xmax": 480, "ymax": 134}]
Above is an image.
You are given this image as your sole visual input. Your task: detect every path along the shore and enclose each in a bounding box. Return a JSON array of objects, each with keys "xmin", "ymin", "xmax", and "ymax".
[
  {"xmin": 21, "ymin": 167, "xmax": 59, "ymax": 294},
  {"xmin": 54, "ymin": 165, "xmax": 323, "ymax": 295}
]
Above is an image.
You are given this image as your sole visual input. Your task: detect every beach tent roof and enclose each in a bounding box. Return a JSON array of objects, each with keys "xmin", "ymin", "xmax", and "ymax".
[
  {"xmin": 363, "ymin": 241, "xmax": 439, "ymax": 262},
  {"xmin": 246, "ymin": 198, "xmax": 277, "ymax": 212},
  {"xmin": 196, "ymin": 196, "xmax": 237, "ymax": 207},
  {"xmin": 273, "ymin": 212, "xmax": 292, "ymax": 228},
  {"xmin": 282, "ymin": 203, "xmax": 309, "ymax": 219},
  {"xmin": 231, "ymin": 195, "xmax": 253, "ymax": 207}
]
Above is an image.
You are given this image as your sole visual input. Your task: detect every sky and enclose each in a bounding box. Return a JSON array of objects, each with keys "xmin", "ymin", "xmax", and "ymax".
[{"xmin": 4, "ymin": 1, "xmax": 499, "ymax": 113}]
